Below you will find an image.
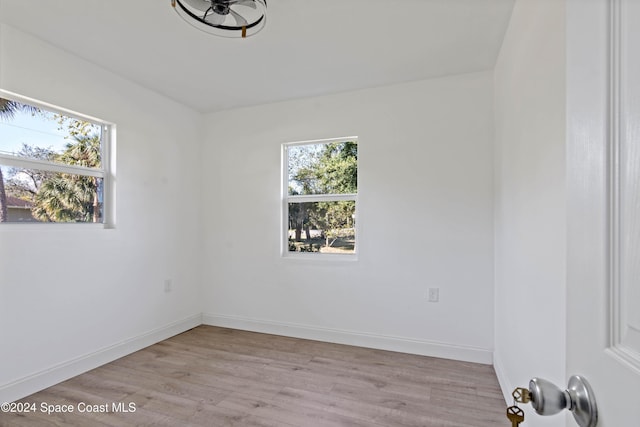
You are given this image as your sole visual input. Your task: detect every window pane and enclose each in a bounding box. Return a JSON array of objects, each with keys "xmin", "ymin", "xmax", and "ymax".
[
  {"xmin": 287, "ymin": 201, "xmax": 356, "ymax": 254},
  {"xmin": 288, "ymin": 141, "xmax": 357, "ymax": 195},
  {"xmin": 1, "ymin": 165, "xmax": 103, "ymax": 223},
  {"xmin": 0, "ymin": 99, "xmax": 102, "ymax": 169}
]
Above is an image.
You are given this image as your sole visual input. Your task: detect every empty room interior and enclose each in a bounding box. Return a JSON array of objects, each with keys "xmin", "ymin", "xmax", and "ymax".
[{"xmin": 1, "ymin": 0, "xmax": 636, "ymax": 426}]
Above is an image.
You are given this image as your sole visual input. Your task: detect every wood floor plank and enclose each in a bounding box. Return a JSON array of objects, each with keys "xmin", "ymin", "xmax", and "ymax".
[{"xmin": 0, "ymin": 326, "xmax": 506, "ymax": 426}]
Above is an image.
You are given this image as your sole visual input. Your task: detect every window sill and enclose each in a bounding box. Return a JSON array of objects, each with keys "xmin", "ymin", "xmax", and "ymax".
[
  {"xmin": 0, "ymin": 222, "xmax": 112, "ymax": 231},
  {"xmin": 282, "ymin": 252, "xmax": 358, "ymax": 262}
]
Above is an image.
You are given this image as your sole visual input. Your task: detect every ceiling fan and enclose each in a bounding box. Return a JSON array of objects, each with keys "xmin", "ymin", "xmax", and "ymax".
[{"xmin": 171, "ymin": 0, "xmax": 267, "ymax": 38}]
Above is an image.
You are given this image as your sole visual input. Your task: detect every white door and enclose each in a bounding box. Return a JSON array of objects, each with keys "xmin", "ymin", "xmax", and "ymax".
[{"xmin": 566, "ymin": 0, "xmax": 640, "ymax": 425}]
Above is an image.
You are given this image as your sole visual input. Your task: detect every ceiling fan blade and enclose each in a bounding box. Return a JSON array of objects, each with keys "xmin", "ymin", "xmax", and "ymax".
[
  {"xmin": 205, "ymin": 10, "xmax": 226, "ymax": 26},
  {"xmin": 229, "ymin": 8, "xmax": 248, "ymax": 27},
  {"xmin": 235, "ymin": 0, "xmax": 257, "ymax": 9},
  {"xmin": 181, "ymin": 0, "xmax": 211, "ymax": 12}
]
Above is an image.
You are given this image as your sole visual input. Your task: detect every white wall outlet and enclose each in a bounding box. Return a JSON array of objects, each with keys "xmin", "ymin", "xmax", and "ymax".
[
  {"xmin": 164, "ymin": 279, "xmax": 172, "ymax": 293},
  {"xmin": 428, "ymin": 287, "xmax": 439, "ymax": 302}
]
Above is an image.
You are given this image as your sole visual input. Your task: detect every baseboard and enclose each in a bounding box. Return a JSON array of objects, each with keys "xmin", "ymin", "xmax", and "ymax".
[
  {"xmin": 202, "ymin": 313, "xmax": 493, "ymax": 365},
  {"xmin": 493, "ymin": 351, "xmax": 512, "ymax": 404},
  {"xmin": 0, "ymin": 313, "xmax": 202, "ymax": 404},
  {"xmin": 2, "ymin": 312, "xmax": 494, "ymax": 404}
]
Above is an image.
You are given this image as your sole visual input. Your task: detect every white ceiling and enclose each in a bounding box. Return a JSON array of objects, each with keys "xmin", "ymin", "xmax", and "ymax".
[{"xmin": 0, "ymin": 0, "xmax": 515, "ymax": 113}]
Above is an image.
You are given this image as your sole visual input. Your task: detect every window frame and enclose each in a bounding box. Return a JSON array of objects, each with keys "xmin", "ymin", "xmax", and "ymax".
[
  {"xmin": 0, "ymin": 89, "xmax": 115, "ymax": 227},
  {"xmin": 281, "ymin": 136, "xmax": 358, "ymax": 259}
]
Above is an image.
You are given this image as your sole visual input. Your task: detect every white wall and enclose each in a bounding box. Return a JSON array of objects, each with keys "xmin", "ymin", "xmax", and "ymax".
[
  {"xmin": 493, "ymin": 1, "xmax": 566, "ymax": 425},
  {"xmin": 201, "ymin": 72, "xmax": 496, "ymax": 363},
  {"xmin": 2, "ymin": 0, "xmax": 572, "ymax": 408},
  {"xmin": 0, "ymin": 24, "xmax": 203, "ymax": 402}
]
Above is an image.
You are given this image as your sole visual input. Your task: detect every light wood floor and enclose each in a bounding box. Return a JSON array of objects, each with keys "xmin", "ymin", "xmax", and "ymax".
[{"xmin": 2, "ymin": 326, "xmax": 507, "ymax": 426}]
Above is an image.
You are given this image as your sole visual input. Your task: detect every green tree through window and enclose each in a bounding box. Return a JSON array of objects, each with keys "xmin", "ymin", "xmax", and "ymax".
[
  {"xmin": 285, "ymin": 138, "xmax": 358, "ymax": 255},
  {"xmin": 0, "ymin": 93, "xmax": 110, "ymax": 224}
]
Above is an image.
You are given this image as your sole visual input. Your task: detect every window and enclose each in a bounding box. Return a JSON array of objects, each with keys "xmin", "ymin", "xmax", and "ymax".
[
  {"xmin": 283, "ymin": 137, "xmax": 358, "ymax": 257},
  {"xmin": 0, "ymin": 91, "xmax": 113, "ymax": 225}
]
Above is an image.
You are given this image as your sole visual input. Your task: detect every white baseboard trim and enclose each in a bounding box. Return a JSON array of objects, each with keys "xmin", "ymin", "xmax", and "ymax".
[
  {"xmin": 0, "ymin": 314, "xmax": 202, "ymax": 404},
  {"xmin": 493, "ymin": 351, "xmax": 512, "ymax": 404},
  {"xmin": 2, "ymin": 312, "xmax": 494, "ymax": 404},
  {"xmin": 202, "ymin": 313, "xmax": 493, "ymax": 365}
]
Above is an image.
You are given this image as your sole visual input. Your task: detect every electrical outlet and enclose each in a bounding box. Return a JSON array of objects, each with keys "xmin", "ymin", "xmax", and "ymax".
[
  {"xmin": 164, "ymin": 279, "xmax": 172, "ymax": 293},
  {"xmin": 428, "ymin": 287, "xmax": 439, "ymax": 302}
]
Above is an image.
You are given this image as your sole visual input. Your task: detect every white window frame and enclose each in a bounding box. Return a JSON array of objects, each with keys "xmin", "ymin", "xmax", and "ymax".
[
  {"xmin": 282, "ymin": 136, "xmax": 358, "ymax": 259},
  {"xmin": 0, "ymin": 89, "xmax": 115, "ymax": 227}
]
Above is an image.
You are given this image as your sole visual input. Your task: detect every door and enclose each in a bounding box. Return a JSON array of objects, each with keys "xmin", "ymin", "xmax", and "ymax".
[{"xmin": 566, "ymin": 0, "xmax": 640, "ymax": 425}]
